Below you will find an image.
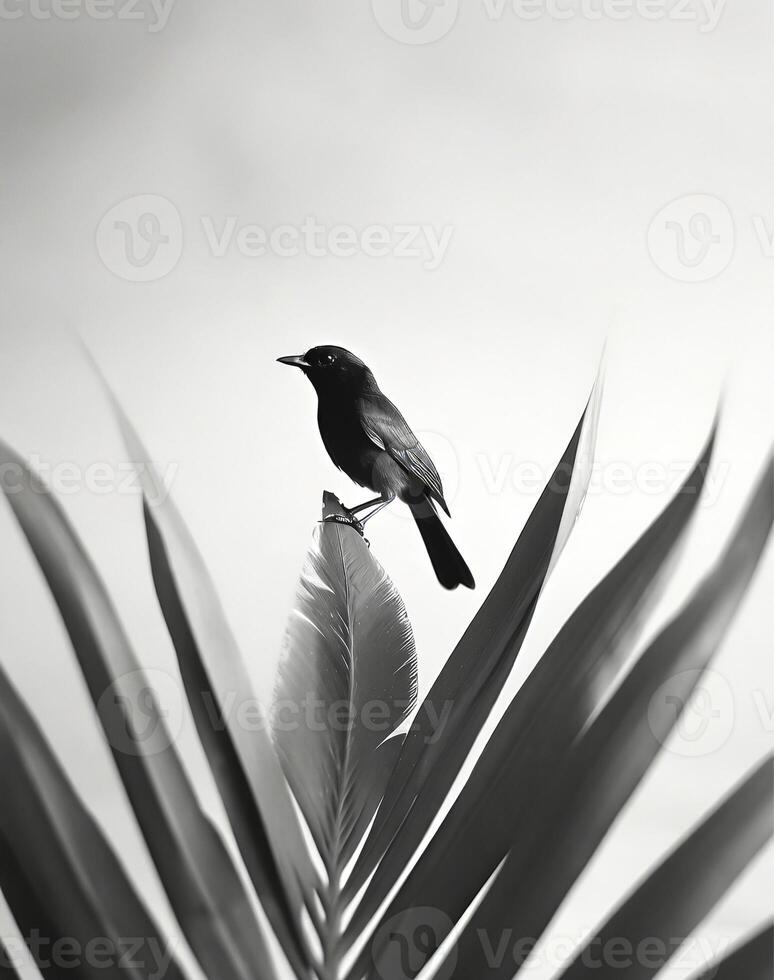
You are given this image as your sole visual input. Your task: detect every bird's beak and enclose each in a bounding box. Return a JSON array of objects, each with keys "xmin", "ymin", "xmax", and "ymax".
[{"xmin": 277, "ymin": 354, "xmax": 310, "ymax": 369}]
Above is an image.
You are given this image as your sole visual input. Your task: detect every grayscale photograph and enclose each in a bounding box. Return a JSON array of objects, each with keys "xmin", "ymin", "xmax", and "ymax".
[{"xmin": 0, "ymin": 2, "xmax": 772, "ymax": 980}]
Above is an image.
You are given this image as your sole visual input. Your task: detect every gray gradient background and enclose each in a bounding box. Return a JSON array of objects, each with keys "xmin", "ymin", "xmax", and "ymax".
[{"xmin": 0, "ymin": 1, "xmax": 772, "ymax": 977}]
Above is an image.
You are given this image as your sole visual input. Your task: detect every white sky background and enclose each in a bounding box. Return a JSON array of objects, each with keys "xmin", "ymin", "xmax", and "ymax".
[{"xmin": 0, "ymin": 1, "xmax": 772, "ymax": 978}]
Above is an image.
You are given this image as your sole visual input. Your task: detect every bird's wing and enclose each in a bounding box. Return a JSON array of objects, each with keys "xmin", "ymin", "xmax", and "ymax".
[{"xmin": 359, "ymin": 395, "xmax": 450, "ymax": 516}]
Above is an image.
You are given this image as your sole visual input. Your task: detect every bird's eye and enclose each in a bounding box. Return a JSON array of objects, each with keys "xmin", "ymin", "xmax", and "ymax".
[{"xmin": 324, "ymin": 354, "xmax": 336, "ymax": 366}]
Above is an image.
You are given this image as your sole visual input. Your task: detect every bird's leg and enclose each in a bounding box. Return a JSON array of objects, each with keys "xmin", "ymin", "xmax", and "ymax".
[
  {"xmin": 347, "ymin": 495, "xmax": 388, "ymax": 516},
  {"xmin": 321, "ymin": 498, "xmax": 370, "ymax": 537},
  {"xmin": 321, "ymin": 494, "xmax": 394, "ymax": 545},
  {"xmin": 357, "ymin": 493, "xmax": 395, "ymax": 525}
]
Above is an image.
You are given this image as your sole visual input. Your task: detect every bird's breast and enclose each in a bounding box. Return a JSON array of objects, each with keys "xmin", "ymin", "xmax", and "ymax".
[{"xmin": 316, "ymin": 401, "xmax": 382, "ymax": 489}]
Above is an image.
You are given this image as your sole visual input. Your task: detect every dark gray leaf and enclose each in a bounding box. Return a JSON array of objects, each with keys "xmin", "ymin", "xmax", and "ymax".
[
  {"xmin": 688, "ymin": 922, "xmax": 773, "ymax": 980},
  {"xmin": 354, "ymin": 428, "xmax": 715, "ymax": 979},
  {"xmin": 445, "ymin": 455, "xmax": 773, "ymax": 979},
  {"xmin": 345, "ymin": 377, "xmax": 602, "ymax": 918},
  {"xmin": 101, "ymin": 372, "xmax": 319, "ymax": 916},
  {"xmin": 0, "ymin": 442, "xmax": 278, "ymax": 980},
  {"xmin": 142, "ymin": 500, "xmax": 310, "ymax": 976},
  {"xmin": 0, "ymin": 664, "xmax": 186, "ymax": 980},
  {"xmin": 555, "ymin": 758, "xmax": 773, "ymax": 980}
]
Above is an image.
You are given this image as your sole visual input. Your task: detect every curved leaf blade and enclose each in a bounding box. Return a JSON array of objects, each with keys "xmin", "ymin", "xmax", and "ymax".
[
  {"xmin": 353, "ymin": 428, "xmax": 715, "ymax": 978},
  {"xmin": 99, "ymin": 370, "xmax": 318, "ymax": 915},
  {"xmin": 346, "ymin": 374, "xmax": 603, "ymax": 911},
  {"xmin": 0, "ymin": 664, "xmax": 186, "ymax": 980},
  {"xmin": 0, "ymin": 942, "xmax": 26, "ymax": 980},
  {"xmin": 0, "ymin": 442, "xmax": 278, "ymax": 980},
  {"xmin": 545, "ymin": 352, "xmax": 605, "ymax": 580},
  {"xmin": 142, "ymin": 499, "xmax": 310, "ymax": 976},
  {"xmin": 689, "ymin": 922, "xmax": 773, "ymax": 980},
  {"xmin": 340, "ymin": 736, "xmax": 403, "ymax": 870},
  {"xmin": 555, "ymin": 757, "xmax": 773, "ymax": 980},
  {"xmin": 444, "ymin": 454, "xmax": 773, "ymax": 979},
  {"xmin": 352, "ymin": 429, "xmax": 714, "ymax": 976},
  {"xmin": 273, "ymin": 494, "xmax": 417, "ymax": 876}
]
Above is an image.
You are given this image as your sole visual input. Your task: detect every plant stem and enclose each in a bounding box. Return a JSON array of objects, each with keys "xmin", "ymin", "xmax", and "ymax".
[{"xmin": 320, "ymin": 855, "xmax": 342, "ymax": 980}]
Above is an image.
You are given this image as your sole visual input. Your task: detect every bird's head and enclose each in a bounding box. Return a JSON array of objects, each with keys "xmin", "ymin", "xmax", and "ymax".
[{"xmin": 277, "ymin": 345, "xmax": 374, "ymax": 393}]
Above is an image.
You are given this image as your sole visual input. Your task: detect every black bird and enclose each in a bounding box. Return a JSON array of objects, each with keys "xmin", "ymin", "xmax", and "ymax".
[{"xmin": 278, "ymin": 345, "xmax": 474, "ymax": 590}]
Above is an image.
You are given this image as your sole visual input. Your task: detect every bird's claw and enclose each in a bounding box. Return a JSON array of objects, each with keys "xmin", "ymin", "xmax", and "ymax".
[
  {"xmin": 322, "ymin": 513, "xmax": 363, "ymax": 532},
  {"xmin": 321, "ymin": 512, "xmax": 370, "ymax": 546}
]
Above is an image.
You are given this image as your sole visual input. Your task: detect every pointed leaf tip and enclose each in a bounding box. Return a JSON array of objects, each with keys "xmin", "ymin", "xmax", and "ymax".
[{"xmin": 273, "ymin": 511, "xmax": 417, "ymax": 879}]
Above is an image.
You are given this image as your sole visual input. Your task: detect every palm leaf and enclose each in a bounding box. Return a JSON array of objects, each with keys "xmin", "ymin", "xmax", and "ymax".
[
  {"xmin": 0, "ymin": 664, "xmax": 186, "ymax": 980},
  {"xmin": 93, "ymin": 367, "xmax": 315, "ymax": 975},
  {"xmin": 442, "ymin": 454, "xmax": 773, "ymax": 979},
  {"xmin": 2, "ymin": 357, "xmax": 768, "ymax": 980},
  {"xmin": 345, "ymin": 372, "xmax": 603, "ymax": 916},
  {"xmin": 142, "ymin": 500, "xmax": 310, "ymax": 977},
  {"xmin": 555, "ymin": 757, "xmax": 772, "ymax": 980},
  {"xmin": 272, "ymin": 493, "xmax": 417, "ymax": 875},
  {"xmin": 0, "ymin": 942, "xmax": 25, "ymax": 979},
  {"xmin": 0, "ymin": 442, "xmax": 278, "ymax": 980},
  {"xmin": 339, "ymin": 735, "xmax": 403, "ymax": 869},
  {"xmin": 350, "ymin": 426, "xmax": 715, "ymax": 976},
  {"xmin": 96, "ymin": 359, "xmax": 318, "ymax": 907},
  {"xmin": 271, "ymin": 494, "xmax": 417, "ymax": 978},
  {"xmin": 689, "ymin": 922, "xmax": 773, "ymax": 980}
]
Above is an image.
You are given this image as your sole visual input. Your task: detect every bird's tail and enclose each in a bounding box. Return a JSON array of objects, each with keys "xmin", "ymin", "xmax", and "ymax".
[{"xmin": 409, "ymin": 497, "xmax": 475, "ymax": 590}]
